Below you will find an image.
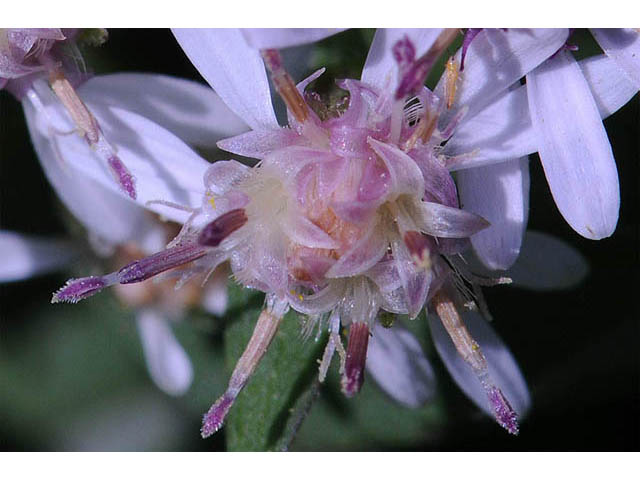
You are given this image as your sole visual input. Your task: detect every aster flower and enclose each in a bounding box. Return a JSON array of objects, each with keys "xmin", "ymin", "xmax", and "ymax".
[
  {"xmin": 5, "ymin": 33, "xmax": 256, "ymax": 395},
  {"xmin": 1, "ymin": 28, "xmax": 141, "ymax": 199},
  {"xmin": 449, "ymin": 28, "xmax": 638, "ymax": 267},
  {"xmin": 0, "ymin": 223, "xmax": 228, "ymax": 396},
  {"xmin": 47, "ymin": 28, "xmax": 571, "ymax": 438}
]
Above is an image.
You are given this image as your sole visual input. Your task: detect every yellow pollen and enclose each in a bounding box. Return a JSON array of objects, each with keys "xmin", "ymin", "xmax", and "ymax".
[
  {"xmin": 289, "ymin": 289, "xmax": 304, "ymax": 301},
  {"xmin": 208, "ymin": 196, "xmax": 216, "ymax": 209}
]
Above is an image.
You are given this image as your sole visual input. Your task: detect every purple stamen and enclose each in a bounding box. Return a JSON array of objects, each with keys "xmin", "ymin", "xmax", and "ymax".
[
  {"xmin": 392, "ymin": 36, "xmax": 416, "ymax": 73},
  {"xmin": 107, "ymin": 156, "xmax": 137, "ymax": 200},
  {"xmin": 395, "ymin": 29, "xmax": 459, "ymax": 99},
  {"xmin": 51, "ymin": 276, "xmax": 109, "ymax": 304},
  {"xmin": 341, "ymin": 322, "xmax": 370, "ymax": 397},
  {"xmin": 485, "ymin": 384, "xmax": 520, "ymax": 435},
  {"xmin": 52, "ymin": 244, "xmax": 207, "ymax": 304},
  {"xmin": 117, "ymin": 244, "xmax": 206, "ymax": 284},
  {"xmin": 198, "ymin": 209, "xmax": 248, "ymax": 247},
  {"xmin": 200, "ymin": 306, "xmax": 284, "ymax": 438},
  {"xmin": 201, "ymin": 393, "xmax": 234, "ymax": 438},
  {"xmin": 460, "ymin": 28, "xmax": 482, "ymax": 71}
]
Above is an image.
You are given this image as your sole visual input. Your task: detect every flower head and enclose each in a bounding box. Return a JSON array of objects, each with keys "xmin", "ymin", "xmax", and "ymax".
[{"xmin": 53, "ymin": 29, "xmax": 552, "ymax": 437}]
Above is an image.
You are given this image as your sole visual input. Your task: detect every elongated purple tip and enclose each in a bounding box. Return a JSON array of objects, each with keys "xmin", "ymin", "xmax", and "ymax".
[
  {"xmin": 341, "ymin": 322, "xmax": 370, "ymax": 398},
  {"xmin": 51, "ymin": 276, "xmax": 107, "ymax": 304},
  {"xmin": 201, "ymin": 394, "xmax": 234, "ymax": 438},
  {"xmin": 487, "ymin": 385, "xmax": 519, "ymax": 435},
  {"xmin": 198, "ymin": 209, "xmax": 248, "ymax": 247},
  {"xmin": 108, "ymin": 156, "xmax": 136, "ymax": 200}
]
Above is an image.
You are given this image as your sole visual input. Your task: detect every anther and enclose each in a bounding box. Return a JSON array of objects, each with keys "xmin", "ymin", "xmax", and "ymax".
[
  {"xmin": 262, "ymin": 49, "xmax": 310, "ymax": 124},
  {"xmin": 197, "ymin": 208, "xmax": 248, "ymax": 247},
  {"xmin": 432, "ymin": 289, "xmax": 519, "ymax": 435},
  {"xmin": 395, "ymin": 29, "xmax": 459, "ymax": 100},
  {"xmin": 444, "ymin": 57, "xmax": 460, "ymax": 109},
  {"xmin": 117, "ymin": 244, "xmax": 207, "ymax": 284},
  {"xmin": 52, "ymin": 244, "xmax": 207, "ymax": 304},
  {"xmin": 460, "ymin": 28, "xmax": 482, "ymax": 71},
  {"xmin": 49, "ymin": 68, "xmax": 137, "ymax": 199},
  {"xmin": 341, "ymin": 322, "xmax": 370, "ymax": 397},
  {"xmin": 201, "ymin": 301, "xmax": 286, "ymax": 438}
]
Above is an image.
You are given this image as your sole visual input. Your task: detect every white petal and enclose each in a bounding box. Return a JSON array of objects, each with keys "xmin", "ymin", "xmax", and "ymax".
[
  {"xmin": 438, "ymin": 28, "xmax": 569, "ymax": 121},
  {"xmin": 416, "ymin": 202, "xmax": 490, "ymax": 238},
  {"xmin": 136, "ymin": 309, "xmax": 193, "ymax": 396},
  {"xmin": 241, "ymin": 28, "xmax": 345, "ymax": 49},
  {"xmin": 579, "ymin": 54, "xmax": 639, "ymax": 117},
  {"xmin": 78, "ymin": 73, "xmax": 249, "ymax": 147},
  {"xmin": 23, "ymin": 97, "xmax": 161, "ymax": 244},
  {"xmin": 172, "ymin": 28, "xmax": 278, "ymax": 130},
  {"xmin": 446, "ymin": 53, "xmax": 638, "ymax": 171},
  {"xmin": 0, "ymin": 231, "xmax": 74, "ymax": 282},
  {"xmin": 366, "ymin": 323, "xmax": 436, "ymax": 408},
  {"xmin": 361, "ymin": 28, "xmax": 443, "ymax": 93},
  {"xmin": 507, "ymin": 231, "xmax": 589, "ymax": 291},
  {"xmin": 458, "ymin": 157, "xmax": 530, "ymax": 270},
  {"xmin": 591, "ymin": 28, "xmax": 640, "ymax": 89},
  {"xmin": 527, "ymin": 50, "xmax": 620, "ymax": 239},
  {"xmin": 201, "ymin": 266, "xmax": 229, "ymax": 316},
  {"xmin": 444, "ymin": 85, "xmax": 536, "ymax": 170},
  {"xmin": 428, "ymin": 312, "xmax": 531, "ymax": 418},
  {"xmin": 26, "ymin": 84, "xmax": 210, "ymax": 225}
]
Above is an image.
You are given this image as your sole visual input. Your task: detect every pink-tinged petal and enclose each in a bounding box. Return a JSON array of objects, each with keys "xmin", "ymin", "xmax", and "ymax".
[
  {"xmin": 579, "ymin": 54, "xmax": 639, "ymax": 118},
  {"xmin": 217, "ymin": 127, "xmax": 303, "ymax": 160},
  {"xmin": 428, "ymin": 312, "xmax": 531, "ymax": 419},
  {"xmin": 330, "ymin": 199, "xmax": 378, "ymax": 225},
  {"xmin": 0, "ymin": 231, "xmax": 75, "ymax": 282},
  {"xmin": 25, "ymin": 85, "xmax": 210, "ymax": 225},
  {"xmin": 367, "ymin": 323, "xmax": 436, "ymax": 408},
  {"xmin": 437, "ymin": 29, "xmax": 569, "ymax": 121},
  {"xmin": 325, "ymin": 223, "xmax": 388, "ymax": 278},
  {"xmin": 368, "ymin": 137, "xmax": 424, "ymax": 198},
  {"xmin": 136, "ymin": 309, "xmax": 193, "ymax": 396},
  {"xmin": 390, "ymin": 236, "xmax": 431, "ymax": 319},
  {"xmin": 172, "ymin": 28, "xmax": 278, "ymax": 130},
  {"xmin": 241, "ymin": 28, "xmax": 345, "ymax": 49},
  {"xmin": 281, "ymin": 215, "xmax": 339, "ymax": 249},
  {"xmin": 78, "ymin": 73, "xmax": 249, "ymax": 148},
  {"xmin": 458, "ymin": 157, "xmax": 530, "ymax": 270},
  {"xmin": 365, "ymin": 258, "xmax": 402, "ymax": 293},
  {"xmin": 416, "ymin": 202, "xmax": 490, "ymax": 238},
  {"xmin": 203, "ymin": 160, "xmax": 251, "ymax": 195},
  {"xmin": 409, "ymin": 149, "xmax": 459, "ymax": 207},
  {"xmin": 507, "ymin": 231, "xmax": 589, "ymax": 291},
  {"xmin": 362, "ymin": 29, "xmax": 444, "ymax": 93},
  {"xmin": 23, "ymin": 98, "xmax": 160, "ymax": 244},
  {"xmin": 591, "ymin": 29, "xmax": 640, "ymax": 89},
  {"xmin": 287, "ymin": 280, "xmax": 345, "ymax": 315},
  {"xmin": 527, "ymin": 51, "xmax": 620, "ymax": 239}
]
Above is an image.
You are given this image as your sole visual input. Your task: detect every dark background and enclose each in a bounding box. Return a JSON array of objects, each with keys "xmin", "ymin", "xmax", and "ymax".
[{"xmin": 1, "ymin": 29, "xmax": 638, "ymax": 451}]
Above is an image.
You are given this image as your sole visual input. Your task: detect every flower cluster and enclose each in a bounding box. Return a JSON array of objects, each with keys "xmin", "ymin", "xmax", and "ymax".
[{"xmin": 3, "ymin": 28, "xmax": 637, "ymax": 442}]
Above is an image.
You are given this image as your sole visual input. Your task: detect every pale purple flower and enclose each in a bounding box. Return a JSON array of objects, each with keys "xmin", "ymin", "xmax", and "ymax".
[
  {"xmin": 451, "ymin": 28, "xmax": 638, "ymax": 266},
  {"xmin": 0, "ymin": 226, "xmax": 229, "ymax": 397},
  {"xmin": 45, "ymin": 28, "xmax": 573, "ymax": 437},
  {"xmin": 1, "ymin": 28, "xmax": 142, "ymax": 199}
]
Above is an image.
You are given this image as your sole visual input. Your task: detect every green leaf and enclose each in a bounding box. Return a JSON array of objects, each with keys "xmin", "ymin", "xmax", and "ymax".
[{"xmin": 223, "ymin": 285, "xmax": 325, "ymax": 451}]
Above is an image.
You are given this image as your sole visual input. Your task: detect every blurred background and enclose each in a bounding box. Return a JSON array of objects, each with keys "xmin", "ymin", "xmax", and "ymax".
[{"xmin": 1, "ymin": 29, "xmax": 638, "ymax": 451}]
